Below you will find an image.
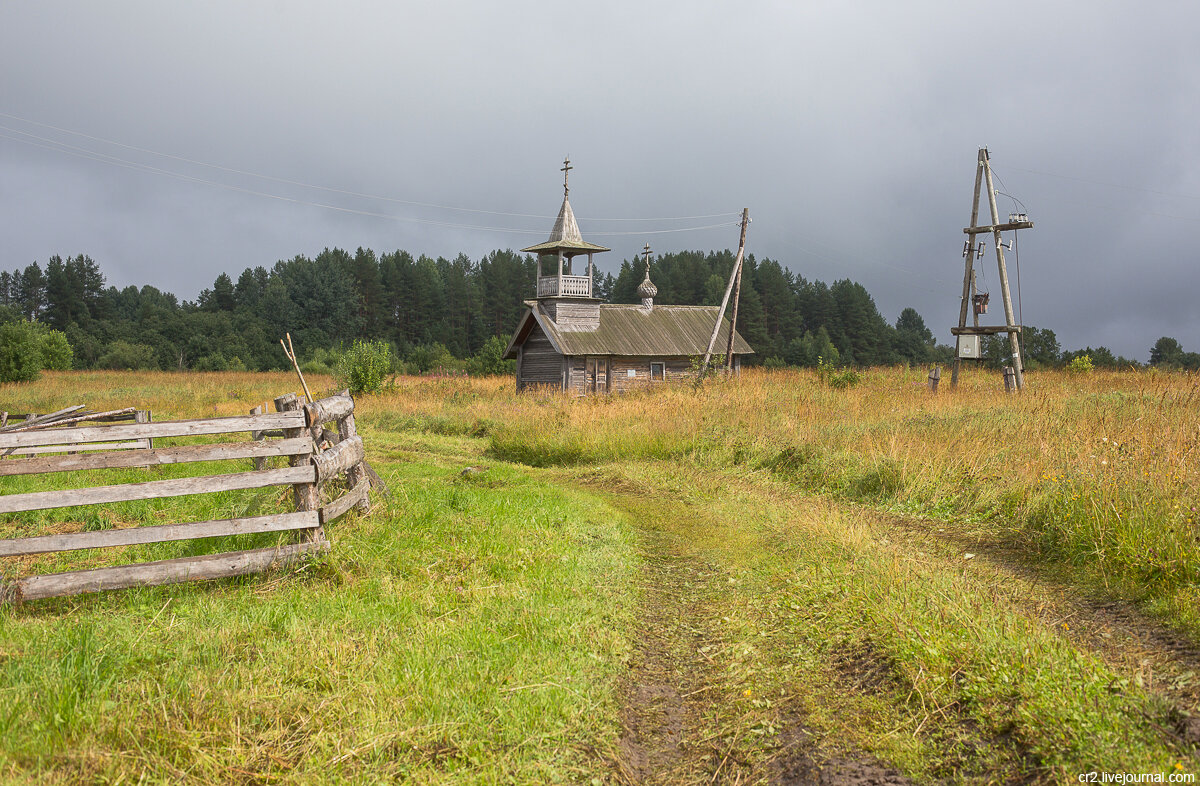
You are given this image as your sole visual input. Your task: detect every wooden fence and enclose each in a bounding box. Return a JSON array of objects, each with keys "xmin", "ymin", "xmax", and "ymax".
[
  {"xmin": 0, "ymin": 392, "xmax": 372, "ymax": 604},
  {"xmin": 1, "ymin": 406, "xmax": 154, "ymax": 454}
]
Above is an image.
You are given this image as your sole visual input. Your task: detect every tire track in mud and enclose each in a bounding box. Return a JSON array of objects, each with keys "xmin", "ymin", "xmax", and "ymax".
[
  {"xmin": 599, "ymin": 483, "xmax": 915, "ymax": 785},
  {"xmin": 614, "ymin": 528, "xmax": 730, "ymax": 783}
]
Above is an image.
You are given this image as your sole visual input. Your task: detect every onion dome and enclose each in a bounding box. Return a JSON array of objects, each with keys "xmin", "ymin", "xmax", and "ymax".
[
  {"xmin": 638, "ymin": 243, "xmax": 657, "ymax": 307},
  {"xmin": 638, "ymin": 274, "xmax": 658, "ymax": 301}
]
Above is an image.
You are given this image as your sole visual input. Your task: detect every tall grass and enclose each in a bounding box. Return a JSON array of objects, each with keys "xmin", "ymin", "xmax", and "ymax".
[
  {"xmin": 0, "ymin": 373, "xmax": 638, "ymax": 781},
  {"xmin": 1, "ymin": 369, "xmax": 1195, "ymax": 778},
  {"xmin": 355, "ymin": 366, "xmax": 1200, "ymax": 624}
]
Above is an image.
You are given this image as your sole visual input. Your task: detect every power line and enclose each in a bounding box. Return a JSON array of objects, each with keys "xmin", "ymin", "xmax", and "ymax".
[
  {"xmin": 994, "ymin": 162, "xmax": 1200, "ymax": 225},
  {"xmin": 1006, "ymin": 163, "xmax": 1200, "ymax": 203},
  {"xmin": 0, "ymin": 111, "xmax": 739, "ymax": 222},
  {"xmin": 0, "ymin": 129, "xmax": 741, "ymax": 239}
]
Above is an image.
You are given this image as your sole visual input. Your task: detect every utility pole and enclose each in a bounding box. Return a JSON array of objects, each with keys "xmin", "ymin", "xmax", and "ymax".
[
  {"xmin": 950, "ymin": 148, "xmax": 1032, "ymax": 391},
  {"xmin": 724, "ymin": 208, "xmax": 750, "ymax": 374},
  {"xmin": 951, "ymin": 151, "xmax": 984, "ymax": 389},
  {"xmin": 701, "ymin": 208, "xmax": 750, "ymax": 374}
]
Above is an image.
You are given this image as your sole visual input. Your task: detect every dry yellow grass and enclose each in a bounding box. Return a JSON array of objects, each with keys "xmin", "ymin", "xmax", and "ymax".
[
  {"xmin": 6, "ymin": 367, "xmax": 1197, "ymax": 621},
  {"xmin": 356, "ymin": 366, "xmax": 1200, "ymax": 629},
  {"xmin": 3, "ymin": 368, "xmax": 1197, "ymax": 778}
]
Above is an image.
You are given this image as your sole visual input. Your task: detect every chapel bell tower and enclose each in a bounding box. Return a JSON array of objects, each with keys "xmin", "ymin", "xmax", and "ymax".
[{"xmin": 520, "ymin": 158, "xmax": 609, "ymax": 330}]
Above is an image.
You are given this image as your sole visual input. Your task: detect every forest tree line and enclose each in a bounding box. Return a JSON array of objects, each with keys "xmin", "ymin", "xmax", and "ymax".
[{"xmin": 0, "ymin": 249, "xmax": 1179, "ymax": 375}]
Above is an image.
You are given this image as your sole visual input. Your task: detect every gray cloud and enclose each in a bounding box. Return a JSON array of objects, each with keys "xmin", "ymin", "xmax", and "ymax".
[{"xmin": 2, "ymin": 0, "xmax": 1198, "ymax": 360}]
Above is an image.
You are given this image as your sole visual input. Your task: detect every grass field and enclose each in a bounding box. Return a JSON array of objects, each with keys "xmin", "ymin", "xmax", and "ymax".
[{"xmin": 1, "ymin": 368, "xmax": 1198, "ymax": 783}]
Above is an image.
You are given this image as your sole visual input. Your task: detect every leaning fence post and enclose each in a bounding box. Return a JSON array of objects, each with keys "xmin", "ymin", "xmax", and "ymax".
[
  {"xmin": 335, "ymin": 392, "xmax": 371, "ymax": 515},
  {"xmin": 276, "ymin": 394, "xmax": 323, "ymax": 543}
]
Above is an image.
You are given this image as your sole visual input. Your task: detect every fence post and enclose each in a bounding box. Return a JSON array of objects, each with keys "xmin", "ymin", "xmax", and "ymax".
[
  {"xmin": 927, "ymin": 365, "xmax": 941, "ymax": 394},
  {"xmin": 335, "ymin": 392, "xmax": 371, "ymax": 515},
  {"xmin": 276, "ymin": 394, "xmax": 323, "ymax": 543},
  {"xmin": 1003, "ymin": 366, "xmax": 1016, "ymax": 393},
  {"xmin": 134, "ymin": 410, "xmax": 153, "ymax": 451},
  {"xmin": 249, "ymin": 405, "xmax": 266, "ymax": 471}
]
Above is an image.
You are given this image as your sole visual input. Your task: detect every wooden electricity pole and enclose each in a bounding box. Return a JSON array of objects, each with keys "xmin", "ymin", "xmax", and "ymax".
[
  {"xmin": 724, "ymin": 208, "xmax": 750, "ymax": 374},
  {"xmin": 950, "ymin": 148, "xmax": 1032, "ymax": 391},
  {"xmin": 950, "ymin": 153, "xmax": 984, "ymax": 390},
  {"xmin": 701, "ymin": 208, "xmax": 750, "ymax": 375}
]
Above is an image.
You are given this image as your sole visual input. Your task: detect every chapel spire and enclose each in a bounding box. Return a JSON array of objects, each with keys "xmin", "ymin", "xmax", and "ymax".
[{"xmin": 520, "ymin": 158, "xmax": 609, "ymax": 300}]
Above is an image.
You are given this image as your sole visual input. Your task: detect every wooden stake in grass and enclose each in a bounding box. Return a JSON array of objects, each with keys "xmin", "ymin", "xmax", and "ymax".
[{"xmin": 280, "ymin": 332, "xmax": 313, "ymax": 404}]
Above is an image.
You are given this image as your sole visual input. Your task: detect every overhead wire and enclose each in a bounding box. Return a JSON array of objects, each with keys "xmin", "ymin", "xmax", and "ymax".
[
  {"xmin": 0, "ymin": 112, "xmax": 739, "ymax": 223},
  {"xmin": 0, "ymin": 126, "xmax": 741, "ymax": 238},
  {"xmin": 1007, "ymin": 163, "xmax": 1200, "ymax": 202}
]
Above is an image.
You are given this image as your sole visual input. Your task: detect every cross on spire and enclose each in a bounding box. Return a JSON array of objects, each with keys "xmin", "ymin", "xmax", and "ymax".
[
  {"xmin": 561, "ymin": 156, "xmax": 572, "ymax": 196},
  {"xmin": 642, "ymin": 243, "xmax": 652, "ymax": 274}
]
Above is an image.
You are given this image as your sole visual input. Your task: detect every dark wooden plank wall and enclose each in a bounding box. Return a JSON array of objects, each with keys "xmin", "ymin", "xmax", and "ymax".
[
  {"xmin": 608, "ymin": 357, "xmax": 696, "ymax": 393},
  {"xmin": 544, "ymin": 301, "xmax": 600, "ymax": 332},
  {"xmin": 517, "ymin": 323, "xmax": 564, "ymax": 390},
  {"xmin": 565, "ymin": 357, "xmax": 589, "ymax": 396}
]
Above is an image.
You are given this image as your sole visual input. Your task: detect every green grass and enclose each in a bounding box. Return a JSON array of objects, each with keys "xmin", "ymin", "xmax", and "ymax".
[
  {"xmin": 2, "ymin": 370, "xmax": 1199, "ymax": 782},
  {"xmin": 583, "ymin": 461, "xmax": 1194, "ymax": 780},
  {"xmin": 0, "ymin": 410, "xmax": 636, "ymax": 783}
]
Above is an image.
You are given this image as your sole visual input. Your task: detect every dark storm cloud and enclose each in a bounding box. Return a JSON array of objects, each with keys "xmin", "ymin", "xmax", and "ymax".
[{"xmin": 2, "ymin": 0, "xmax": 1198, "ymax": 360}]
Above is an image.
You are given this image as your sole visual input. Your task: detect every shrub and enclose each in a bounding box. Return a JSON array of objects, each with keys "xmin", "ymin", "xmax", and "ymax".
[
  {"xmin": 38, "ymin": 329, "xmax": 73, "ymax": 370},
  {"xmin": 301, "ymin": 348, "xmax": 338, "ymax": 376},
  {"xmin": 300, "ymin": 359, "xmax": 333, "ymax": 376},
  {"xmin": 0, "ymin": 321, "xmax": 44, "ymax": 383},
  {"xmin": 816, "ymin": 356, "xmax": 861, "ymax": 389},
  {"xmin": 97, "ymin": 341, "xmax": 158, "ymax": 371},
  {"xmin": 193, "ymin": 353, "xmax": 228, "ymax": 372},
  {"xmin": 687, "ymin": 354, "xmax": 726, "ymax": 387},
  {"xmin": 0, "ymin": 321, "xmax": 73, "ymax": 383},
  {"xmin": 407, "ymin": 343, "xmax": 463, "ymax": 375},
  {"xmin": 337, "ymin": 340, "xmax": 395, "ymax": 395},
  {"xmin": 1067, "ymin": 354, "xmax": 1094, "ymax": 374},
  {"xmin": 466, "ymin": 336, "xmax": 515, "ymax": 376}
]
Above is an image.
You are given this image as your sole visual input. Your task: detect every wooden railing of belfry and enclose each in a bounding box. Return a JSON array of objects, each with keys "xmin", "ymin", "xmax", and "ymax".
[{"xmin": 0, "ymin": 393, "xmax": 372, "ymax": 604}]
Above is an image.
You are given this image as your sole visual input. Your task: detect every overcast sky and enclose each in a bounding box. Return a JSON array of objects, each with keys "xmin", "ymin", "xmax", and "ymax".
[{"xmin": 2, "ymin": 1, "xmax": 1197, "ymax": 360}]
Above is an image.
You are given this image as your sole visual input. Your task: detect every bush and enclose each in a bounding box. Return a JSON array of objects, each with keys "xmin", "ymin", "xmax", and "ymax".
[
  {"xmin": 300, "ymin": 359, "xmax": 333, "ymax": 376},
  {"xmin": 38, "ymin": 329, "xmax": 73, "ymax": 370},
  {"xmin": 466, "ymin": 336, "xmax": 516, "ymax": 376},
  {"xmin": 337, "ymin": 340, "xmax": 395, "ymax": 395},
  {"xmin": 301, "ymin": 348, "xmax": 338, "ymax": 376},
  {"xmin": 816, "ymin": 356, "xmax": 861, "ymax": 389},
  {"xmin": 1067, "ymin": 354, "xmax": 1094, "ymax": 374},
  {"xmin": 0, "ymin": 320, "xmax": 73, "ymax": 383},
  {"xmin": 0, "ymin": 321, "xmax": 44, "ymax": 383},
  {"xmin": 406, "ymin": 343, "xmax": 463, "ymax": 375},
  {"xmin": 193, "ymin": 353, "xmax": 228, "ymax": 371},
  {"xmin": 97, "ymin": 341, "xmax": 158, "ymax": 371}
]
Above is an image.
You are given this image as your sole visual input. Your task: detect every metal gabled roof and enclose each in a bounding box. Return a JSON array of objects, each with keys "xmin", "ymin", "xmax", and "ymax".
[{"xmin": 503, "ymin": 303, "xmax": 754, "ymax": 359}]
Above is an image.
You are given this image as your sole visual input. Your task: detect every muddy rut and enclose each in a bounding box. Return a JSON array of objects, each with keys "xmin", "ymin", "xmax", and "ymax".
[
  {"xmin": 594, "ymin": 473, "xmax": 1200, "ymax": 782},
  {"xmin": 612, "ymin": 509, "xmax": 913, "ymax": 785}
]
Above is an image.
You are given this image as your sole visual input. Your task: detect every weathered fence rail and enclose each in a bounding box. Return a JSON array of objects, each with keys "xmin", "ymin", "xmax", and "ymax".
[
  {"xmin": 0, "ymin": 393, "xmax": 372, "ymax": 604},
  {"xmin": 1, "ymin": 407, "xmax": 153, "ymax": 454}
]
